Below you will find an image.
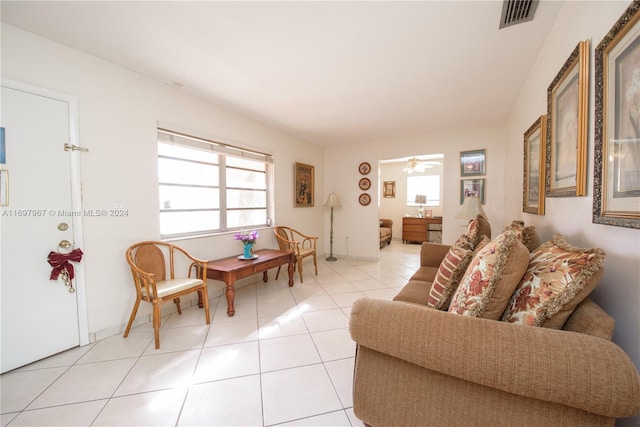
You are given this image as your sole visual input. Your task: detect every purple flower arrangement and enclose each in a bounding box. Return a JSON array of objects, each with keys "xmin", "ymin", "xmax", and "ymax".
[{"xmin": 234, "ymin": 230, "xmax": 259, "ymax": 245}]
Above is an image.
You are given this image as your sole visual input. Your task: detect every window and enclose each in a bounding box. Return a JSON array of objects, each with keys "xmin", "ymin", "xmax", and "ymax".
[
  {"xmin": 406, "ymin": 175, "xmax": 440, "ymax": 206},
  {"xmin": 158, "ymin": 129, "xmax": 273, "ymax": 239}
]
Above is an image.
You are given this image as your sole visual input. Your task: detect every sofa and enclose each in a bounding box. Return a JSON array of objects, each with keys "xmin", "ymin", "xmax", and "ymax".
[
  {"xmin": 350, "ymin": 217, "xmax": 640, "ymax": 426},
  {"xmin": 379, "ymin": 219, "xmax": 393, "ymax": 248}
]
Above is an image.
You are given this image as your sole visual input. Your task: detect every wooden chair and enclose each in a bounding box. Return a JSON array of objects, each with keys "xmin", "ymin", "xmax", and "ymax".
[
  {"xmin": 124, "ymin": 241, "xmax": 210, "ymax": 349},
  {"xmin": 273, "ymin": 226, "xmax": 318, "ymax": 283}
]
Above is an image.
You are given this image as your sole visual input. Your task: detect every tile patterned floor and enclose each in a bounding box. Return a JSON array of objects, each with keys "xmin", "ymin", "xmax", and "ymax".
[{"xmin": 1, "ymin": 241, "xmax": 420, "ymax": 426}]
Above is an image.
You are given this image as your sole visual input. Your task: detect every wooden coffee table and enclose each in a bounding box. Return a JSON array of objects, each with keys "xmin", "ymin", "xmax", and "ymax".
[{"xmin": 201, "ymin": 249, "xmax": 295, "ymax": 317}]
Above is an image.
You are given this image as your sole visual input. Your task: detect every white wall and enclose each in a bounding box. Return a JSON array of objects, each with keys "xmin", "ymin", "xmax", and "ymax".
[
  {"xmin": 505, "ymin": 3, "xmax": 640, "ymax": 424},
  {"xmin": 324, "ymin": 126, "xmax": 507, "ymax": 260},
  {"xmin": 1, "ymin": 24, "xmax": 324, "ymax": 339}
]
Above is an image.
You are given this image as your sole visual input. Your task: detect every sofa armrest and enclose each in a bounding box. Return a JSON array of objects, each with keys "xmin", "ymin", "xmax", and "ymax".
[
  {"xmin": 349, "ymin": 298, "xmax": 640, "ymax": 418},
  {"xmin": 380, "ymin": 219, "xmax": 393, "ymax": 228},
  {"xmin": 419, "ymin": 242, "xmax": 450, "ymax": 268}
]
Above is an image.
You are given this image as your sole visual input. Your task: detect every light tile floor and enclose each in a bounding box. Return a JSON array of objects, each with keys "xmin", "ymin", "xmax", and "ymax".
[{"xmin": 1, "ymin": 241, "xmax": 420, "ymax": 427}]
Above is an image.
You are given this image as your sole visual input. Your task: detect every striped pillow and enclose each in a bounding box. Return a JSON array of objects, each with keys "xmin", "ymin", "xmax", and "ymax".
[{"xmin": 427, "ymin": 236, "xmax": 474, "ymax": 310}]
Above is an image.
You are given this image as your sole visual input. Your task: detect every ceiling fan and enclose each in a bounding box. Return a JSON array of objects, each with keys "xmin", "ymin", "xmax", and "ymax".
[{"xmin": 402, "ymin": 157, "xmax": 441, "ymax": 174}]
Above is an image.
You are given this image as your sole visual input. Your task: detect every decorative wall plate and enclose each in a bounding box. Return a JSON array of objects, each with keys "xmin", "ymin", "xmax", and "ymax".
[
  {"xmin": 359, "ymin": 177, "xmax": 371, "ymax": 190},
  {"xmin": 359, "ymin": 193, "xmax": 371, "ymax": 206},
  {"xmin": 358, "ymin": 162, "xmax": 371, "ymax": 175}
]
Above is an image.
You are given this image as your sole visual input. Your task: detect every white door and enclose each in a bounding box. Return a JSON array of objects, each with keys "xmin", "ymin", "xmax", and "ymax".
[{"xmin": 1, "ymin": 82, "xmax": 88, "ymax": 373}]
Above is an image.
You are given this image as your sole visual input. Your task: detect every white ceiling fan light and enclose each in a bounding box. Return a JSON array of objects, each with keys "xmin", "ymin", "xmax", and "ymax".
[{"xmin": 402, "ymin": 157, "xmax": 440, "ymax": 174}]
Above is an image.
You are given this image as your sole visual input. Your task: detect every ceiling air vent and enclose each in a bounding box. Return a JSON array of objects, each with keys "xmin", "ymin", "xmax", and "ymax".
[{"xmin": 499, "ymin": 0, "xmax": 539, "ymax": 29}]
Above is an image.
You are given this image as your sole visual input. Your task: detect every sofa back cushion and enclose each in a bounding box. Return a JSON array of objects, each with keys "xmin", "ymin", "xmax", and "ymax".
[
  {"xmin": 562, "ymin": 298, "xmax": 614, "ymax": 340},
  {"xmin": 449, "ymin": 231, "xmax": 529, "ymax": 319},
  {"xmin": 501, "ymin": 234, "xmax": 606, "ymax": 328}
]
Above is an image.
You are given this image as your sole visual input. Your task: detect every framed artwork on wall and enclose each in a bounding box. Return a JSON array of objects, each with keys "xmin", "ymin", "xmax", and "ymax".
[
  {"xmin": 359, "ymin": 177, "xmax": 371, "ymax": 191},
  {"xmin": 294, "ymin": 162, "xmax": 314, "ymax": 207},
  {"xmin": 523, "ymin": 115, "xmax": 546, "ymax": 215},
  {"xmin": 546, "ymin": 40, "xmax": 589, "ymax": 197},
  {"xmin": 460, "ymin": 178, "xmax": 485, "ymax": 204},
  {"xmin": 593, "ymin": 1, "xmax": 640, "ymax": 229},
  {"xmin": 358, "ymin": 162, "xmax": 371, "ymax": 175},
  {"xmin": 460, "ymin": 149, "xmax": 486, "ymax": 177},
  {"xmin": 383, "ymin": 181, "xmax": 396, "ymax": 198}
]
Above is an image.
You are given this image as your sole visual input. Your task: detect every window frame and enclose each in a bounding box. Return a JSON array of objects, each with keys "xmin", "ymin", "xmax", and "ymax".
[
  {"xmin": 158, "ymin": 128, "xmax": 274, "ymax": 240},
  {"xmin": 406, "ymin": 174, "xmax": 441, "ymax": 207}
]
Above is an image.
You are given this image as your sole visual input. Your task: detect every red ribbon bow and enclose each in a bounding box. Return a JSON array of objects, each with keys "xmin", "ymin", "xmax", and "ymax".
[{"xmin": 47, "ymin": 248, "xmax": 84, "ymax": 280}]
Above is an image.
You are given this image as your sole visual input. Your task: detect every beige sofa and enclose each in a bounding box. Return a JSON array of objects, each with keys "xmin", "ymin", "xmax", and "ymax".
[
  {"xmin": 379, "ymin": 219, "xmax": 393, "ymax": 248},
  {"xmin": 350, "ymin": 226, "xmax": 640, "ymax": 426}
]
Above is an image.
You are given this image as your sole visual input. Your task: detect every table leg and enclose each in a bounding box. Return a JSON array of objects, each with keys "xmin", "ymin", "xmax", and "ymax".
[
  {"xmin": 287, "ymin": 261, "xmax": 294, "ymax": 287},
  {"xmin": 263, "ymin": 271, "xmax": 269, "ymax": 283},
  {"xmin": 225, "ymin": 283, "xmax": 236, "ymax": 317}
]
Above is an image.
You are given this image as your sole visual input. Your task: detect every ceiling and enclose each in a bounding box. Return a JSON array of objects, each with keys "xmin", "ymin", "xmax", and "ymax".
[{"xmin": 1, "ymin": 1, "xmax": 562, "ymax": 146}]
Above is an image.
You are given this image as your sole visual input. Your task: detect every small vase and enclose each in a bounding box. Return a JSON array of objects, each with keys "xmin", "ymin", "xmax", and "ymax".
[{"xmin": 243, "ymin": 243, "xmax": 254, "ymax": 259}]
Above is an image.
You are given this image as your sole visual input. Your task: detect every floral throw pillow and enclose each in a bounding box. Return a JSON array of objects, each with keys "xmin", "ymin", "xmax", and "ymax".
[
  {"xmin": 427, "ymin": 236, "xmax": 474, "ymax": 310},
  {"xmin": 448, "ymin": 231, "xmax": 529, "ymax": 319},
  {"xmin": 501, "ymin": 234, "xmax": 605, "ymax": 328},
  {"xmin": 504, "ymin": 220, "xmax": 541, "ymax": 252}
]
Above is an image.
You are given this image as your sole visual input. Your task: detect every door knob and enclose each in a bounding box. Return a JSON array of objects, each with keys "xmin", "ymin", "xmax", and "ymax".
[{"xmin": 58, "ymin": 240, "xmax": 72, "ymax": 250}]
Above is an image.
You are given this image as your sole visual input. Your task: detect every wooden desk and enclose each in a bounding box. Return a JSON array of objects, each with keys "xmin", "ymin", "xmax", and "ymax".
[
  {"xmin": 402, "ymin": 217, "xmax": 443, "ymax": 244},
  {"xmin": 203, "ymin": 249, "xmax": 294, "ymax": 317}
]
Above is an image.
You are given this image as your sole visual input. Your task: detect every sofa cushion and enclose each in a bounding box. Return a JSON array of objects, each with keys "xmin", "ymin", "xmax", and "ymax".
[
  {"xmin": 562, "ymin": 298, "xmax": 614, "ymax": 340},
  {"xmin": 448, "ymin": 231, "xmax": 529, "ymax": 319},
  {"xmin": 501, "ymin": 234, "xmax": 605, "ymax": 328},
  {"xmin": 504, "ymin": 220, "xmax": 541, "ymax": 252},
  {"xmin": 393, "ymin": 280, "xmax": 432, "ymax": 305},
  {"xmin": 426, "ymin": 236, "xmax": 474, "ymax": 310},
  {"xmin": 410, "ymin": 266, "xmax": 439, "ymax": 283}
]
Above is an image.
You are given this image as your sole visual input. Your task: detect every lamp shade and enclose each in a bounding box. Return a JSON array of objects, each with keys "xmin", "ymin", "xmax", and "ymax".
[
  {"xmin": 455, "ymin": 196, "xmax": 487, "ymax": 220},
  {"xmin": 324, "ymin": 192, "xmax": 341, "ymax": 208},
  {"xmin": 414, "ymin": 194, "xmax": 427, "ymax": 205}
]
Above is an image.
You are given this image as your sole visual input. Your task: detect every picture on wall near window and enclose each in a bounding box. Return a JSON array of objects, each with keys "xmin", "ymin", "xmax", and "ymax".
[
  {"xmin": 460, "ymin": 179, "xmax": 485, "ymax": 204},
  {"xmin": 295, "ymin": 162, "xmax": 314, "ymax": 207},
  {"xmin": 383, "ymin": 181, "xmax": 396, "ymax": 198},
  {"xmin": 593, "ymin": 1, "xmax": 640, "ymax": 229},
  {"xmin": 523, "ymin": 115, "xmax": 546, "ymax": 215},
  {"xmin": 460, "ymin": 149, "xmax": 485, "ymax": 177},
  {"xmin": 546, "ymin": 40, "xmax": 589, "ymax": 198}
]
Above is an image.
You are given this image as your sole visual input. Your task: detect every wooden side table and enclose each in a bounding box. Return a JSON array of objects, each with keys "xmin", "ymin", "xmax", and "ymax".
[{"xmin": 200, "ymin": 249, "xmax": 295, "ymax": 316}]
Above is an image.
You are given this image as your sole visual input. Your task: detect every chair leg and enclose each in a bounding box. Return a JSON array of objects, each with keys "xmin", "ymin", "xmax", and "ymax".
[
  {"xmin": 313, "ymin": 253, "xmax": 318, "ymax": 275},
  {"xmin": 123, "ymin": 297, "xmax": 141, "ymax": 338},
  {"xmin": 298, "ymin": 259, "xmax": 304, "ymax": 283},
  {"xmin": 200, "ymin": 288, "xmax": 211, "ymax": 324},
  {"xmin": 173, "ymin": 297, "xmax": 182, "ymax": 315},
  {"xmin": 275, "ymin": 265, "xmax": 281, "ymax": 280},
  {"xmin": 152, "ymin": 302, "xmax": 161, "ymax": 349}
]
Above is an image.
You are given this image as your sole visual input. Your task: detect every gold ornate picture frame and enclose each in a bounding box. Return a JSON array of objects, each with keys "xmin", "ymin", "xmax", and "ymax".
[
  {"xmin": 593, "ymin": 1, "xmax": 640, "ymax": 229},
  {"xmin": 383, "ymin": 181, "xmax": 395, "ymax": 198},
  {"xmin": 294, "ymin": 162, "xmax": 314, "ymax": 207},
  {"xmin": 523, "ymin": 115, "xmax": 546, "ymax": 215},
  {"xmin": 546, "ymin": 40, "xmax": 589, "ymax": 197}
]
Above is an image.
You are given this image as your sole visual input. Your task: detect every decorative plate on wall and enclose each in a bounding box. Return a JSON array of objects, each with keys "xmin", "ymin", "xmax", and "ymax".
[
  {"xmin": 358, "ymin": 162, "xmax": 371, "ymax": 175},
  {"xmin": 359, "ymin": 177, "xmax": 371, "ymax": 190},
  {"xmin": 359, "ymin": 193, "xmax": 371, "ymax": 206}
]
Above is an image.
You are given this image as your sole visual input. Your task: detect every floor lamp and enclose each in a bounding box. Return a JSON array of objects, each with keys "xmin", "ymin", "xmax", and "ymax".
[{"xmin": 324, "ymin": 192, "xmax": 341, "ymax": 261}]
